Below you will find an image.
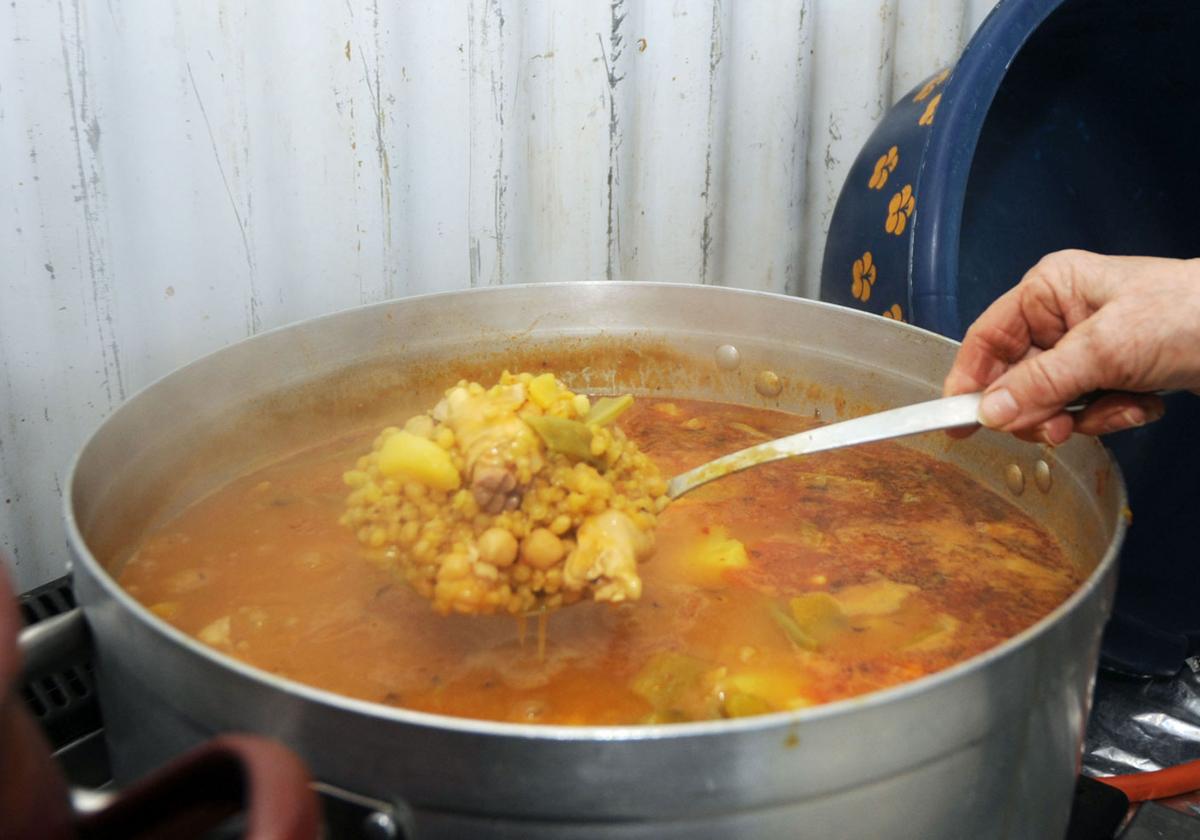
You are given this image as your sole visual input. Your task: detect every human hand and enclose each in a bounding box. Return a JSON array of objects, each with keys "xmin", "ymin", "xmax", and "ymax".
[{"xmin": 943, "ymin": 250, "xmax": 1200, "ymax": 444}]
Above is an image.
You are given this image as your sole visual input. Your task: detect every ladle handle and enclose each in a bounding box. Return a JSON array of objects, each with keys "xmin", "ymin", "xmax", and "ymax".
[
  {"xmin": 666, "ymin": 393, "xmax": 984, "ymax": 499},
  {"xmin": 665, "ymin": 389, "xmax": 1173, "ymax": 499}
]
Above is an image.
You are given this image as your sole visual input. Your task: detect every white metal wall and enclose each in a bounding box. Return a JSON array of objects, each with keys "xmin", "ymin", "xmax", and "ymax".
[{"xmin": 0, "ymin": 0, "xmax": 994, "ymax": 591}]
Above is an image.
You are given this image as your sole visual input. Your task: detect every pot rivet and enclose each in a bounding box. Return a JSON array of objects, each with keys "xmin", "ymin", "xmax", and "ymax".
[
  {"xmin": 755, "ymin": 370, "xmax": 783, "ymax": 397},
  {"xmin": 715, "ymin": 344, "xmax": 741, "ymax": 370},
  {"xmin": 363, "ymin": 811, "xmax": 400, "ymax": 840},
  {"xmin": 1004, "ymin": 464, "xmax": 1025, "ymax": 496},
  {"xmin": 1034, "ymin": 459, "xmax": 1052, "ymax": 493}
]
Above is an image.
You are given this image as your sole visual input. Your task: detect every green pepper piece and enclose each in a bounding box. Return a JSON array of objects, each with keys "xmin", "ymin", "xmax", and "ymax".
[
  {"xmin": 586, "ymin": 394, "xmax": 634, "ymax": 426},
  {"xmin": 523, "ymin": 415, "xmax": 595, "ymax": 462},
  {"xmin": 769, "ymin": 602, "xmax": 819, "ymax": 650},
  {"xmin": 631, "ymin": 651, "xmax": 714, "ymax": 713},
  {"xmin": 788, "ymin": 592, "xmax": 849, "ymax": 645}
]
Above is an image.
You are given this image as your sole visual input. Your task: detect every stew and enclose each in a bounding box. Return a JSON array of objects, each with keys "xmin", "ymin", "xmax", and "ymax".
[{"xmin": 118, "ymin": 396, "xmax": 1081, "ymax": 725}]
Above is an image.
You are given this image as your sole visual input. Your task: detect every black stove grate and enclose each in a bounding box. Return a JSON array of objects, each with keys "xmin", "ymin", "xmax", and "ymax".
[{"xmin": 18, "ymin": 576, "xmax": 103, "ymax": 751}]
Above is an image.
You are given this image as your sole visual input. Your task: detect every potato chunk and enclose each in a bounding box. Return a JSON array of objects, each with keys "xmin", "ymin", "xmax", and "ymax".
[
  {"xmin": 378, "ymin": 431, "xmax": 461, "ymax": 492},
  {"xmin": 834, "ymin": 579, "xmax": 918, "ymax": 616},
  {"xmin": 685, "ymin": 526, "xmax": 749, "ymax": 584}
]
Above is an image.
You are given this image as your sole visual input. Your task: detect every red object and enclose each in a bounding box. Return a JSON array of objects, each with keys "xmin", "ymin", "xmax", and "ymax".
[
  {"xmin": 0, "ymin": 564, "xmax": 321, "ymax": 840},
  {"xmin": 1098, "ymin": 760, "xmax": 1200, "ymax": 803}
]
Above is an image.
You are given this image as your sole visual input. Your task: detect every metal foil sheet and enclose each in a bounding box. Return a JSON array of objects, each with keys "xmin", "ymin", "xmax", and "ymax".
[{"xmin": 1083, "ymin": 657, "xmax": 1200, "ymax": 819}]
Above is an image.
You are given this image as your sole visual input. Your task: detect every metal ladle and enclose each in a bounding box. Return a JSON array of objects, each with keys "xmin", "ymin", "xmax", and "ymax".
[{"xmin": 664, "ymin": 391, "xmax": 1147, "ymax": 499}]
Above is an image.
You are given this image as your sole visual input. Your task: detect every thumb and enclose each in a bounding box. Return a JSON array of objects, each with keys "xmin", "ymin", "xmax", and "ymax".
[{"xmin": 977, "ymin": 330, "xmax": 1103, "ymax": 431}]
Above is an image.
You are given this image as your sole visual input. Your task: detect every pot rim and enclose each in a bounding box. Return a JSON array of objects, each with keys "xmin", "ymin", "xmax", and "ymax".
[{"xmin": 63, "ymin": 282, "xmax": 1128, "ymax": 742}]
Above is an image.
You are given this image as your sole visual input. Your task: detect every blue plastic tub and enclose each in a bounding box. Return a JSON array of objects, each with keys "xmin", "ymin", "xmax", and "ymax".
[{"xmin": 821, "ymin": 0, "xmax": 1200, "ymax": 676}]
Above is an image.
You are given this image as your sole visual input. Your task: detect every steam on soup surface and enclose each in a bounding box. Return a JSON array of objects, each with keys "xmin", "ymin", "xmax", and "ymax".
[{"xmin": 118, "ymin": 397, "xmax": 1081, "ymax": 725}]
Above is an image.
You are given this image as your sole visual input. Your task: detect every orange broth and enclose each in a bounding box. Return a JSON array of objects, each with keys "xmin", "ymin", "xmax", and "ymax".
[{"xmin": 118, "ymin": 397, "xmax": 1082, "ymax": 725}]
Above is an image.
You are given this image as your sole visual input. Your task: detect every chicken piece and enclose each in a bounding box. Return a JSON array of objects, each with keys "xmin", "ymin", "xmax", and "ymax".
[
  {"xmin": 564, "ymin": 510, "xmax": 653, "ymax": 602},
  {"xmin": 472, "ymin": 465, "xmax": 519, "ymax": 514},
  {"xmin": 434, "ymin": 384, "xmax": 543, "ymax": 513}
]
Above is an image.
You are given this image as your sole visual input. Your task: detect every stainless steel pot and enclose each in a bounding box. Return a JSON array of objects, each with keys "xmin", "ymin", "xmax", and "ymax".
[{"xmin": 62, "ymin": 284, "xmax": 1126, "ymax": 839}]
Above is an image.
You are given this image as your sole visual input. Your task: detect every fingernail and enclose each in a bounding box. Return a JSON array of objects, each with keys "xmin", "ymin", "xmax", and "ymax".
[
  {"xmin": 1040, "ymin": 425, "xmax": 1072, "ymax": 447},
  {"xmin": 1122, "ymin": 408, "xmax": 1147, "ymax": 428},
  {"xmin": 1103, "ymin": 408, "xmax": 1145, "ymax": 433},
  {"xmin": 979, "ymin": 388, "xmax": 1019, "ymax": 428},
  {"xmin": 1106, "ymin": 408, "xmax": 1147, "ymax": 432}
]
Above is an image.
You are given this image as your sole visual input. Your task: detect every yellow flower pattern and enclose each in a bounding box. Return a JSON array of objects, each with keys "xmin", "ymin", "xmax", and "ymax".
[
  {"xmin": 913, "ymin": 68, "xmax": 949, "ymax": 103},
  {"xmin": 918, "ymin": 93, "xmax": 942, "ymax": 127},
  {"xmin": 843, "ymin": 66, "xmax": 948, "ymax": 323},
  {"xmin": 851, "ymin": 251, "xmax": 877, "ymax": 301},
  {"xmin": 868, "ymin": 146, "xmax": 899, "ymax": 190},
  {"xmin": 885, "ymin": 185, "xmax": 915, "ymax": 235}
]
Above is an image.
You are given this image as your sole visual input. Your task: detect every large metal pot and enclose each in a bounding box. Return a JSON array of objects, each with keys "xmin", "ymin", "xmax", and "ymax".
[{"xmin": 63, "ymin": 284, "xmax": 1125, "ymax": 839}]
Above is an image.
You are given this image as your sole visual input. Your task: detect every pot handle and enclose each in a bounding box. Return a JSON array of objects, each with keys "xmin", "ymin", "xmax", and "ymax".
[
  {"xmin": 18, "ymin": 606, "xmax": 92, "ymax": 682},
  {"xmin": 75, "ymin": 733, "xmax": 321, "ymax": 840},
  {"xmin": 16, "ymin": 607, "xmax": 320, "ymax": 838}
]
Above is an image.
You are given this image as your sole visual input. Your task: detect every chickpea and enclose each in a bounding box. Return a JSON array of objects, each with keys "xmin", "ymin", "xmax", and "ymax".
[
  {"xmin": 521, "ymin": 528, "xmax": 564, "ymax": 570},
  {"xmin": 478, "ymin": 528, "xmax": 519, "ymax": 568},
  {"xmin": 399, "ymin": 521, "xmax": 420, "ymax": 545},
  {"xmin": 404, "ymin": 414, "xmax": 435, "ymax": 439},
  {"xmin": 439, "ymin": 552, "xmax": 470, "ymax": 580}
]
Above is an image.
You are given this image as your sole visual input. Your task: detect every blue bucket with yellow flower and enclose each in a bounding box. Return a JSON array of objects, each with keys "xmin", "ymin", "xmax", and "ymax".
[{"xmin": 820, "ymin": 0, "xmax": 1200, "ymax": 676}]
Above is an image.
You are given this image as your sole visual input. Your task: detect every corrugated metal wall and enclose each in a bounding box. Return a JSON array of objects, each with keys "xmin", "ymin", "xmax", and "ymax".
[{"xmin": 1, "ymin": 0, "xmax": 994, "ymax": 590}]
